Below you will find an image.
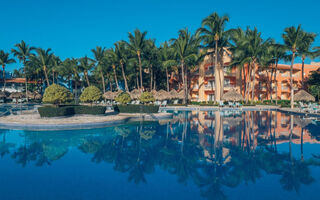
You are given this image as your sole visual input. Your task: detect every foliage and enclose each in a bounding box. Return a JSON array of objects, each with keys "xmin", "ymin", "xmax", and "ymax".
[
  {"xmin": 38, "ymin": 105, "xmax": 106, "ymax": 117},
  {"xmin": 80, "ymin": 86, "xmax": 102, "ymax": 103},
  {"xmin": 42, "ymin": 84, "xmax": 73, "ymax": 105},
  {"xmin": 115, "ymin": 92, "xmax": 131, "ymax": 104},
  {"xmin": 113, "ymin": 105, "xmax": 159, "ymax": 113},
  {"xmin": 139, "ymin": 92, "xmax": 155, "ymax": 103},
  {"xmin": 307, "ymin": 71, "xmax": 320, "ymax": 101}
]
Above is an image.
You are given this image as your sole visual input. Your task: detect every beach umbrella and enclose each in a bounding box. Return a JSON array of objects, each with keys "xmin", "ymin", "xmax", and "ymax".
[
  {"xmin": 103, "ymin": 91, "xmax": 116, "ymax": 100},
  {"xmin": 177, "ymin": 90, "xmax": 191, "ymax": 100},
  {"xmin": 114, "ymin": 90, "xmax": 123, "ymax": 97},
  {"xmin": 169, "ymin": 89, "xmax": 179, "ymax": 99},
  {"xmin": 294, "ymin": 90, "xmax": 315, "ymax": 102},
  {"xmin": 130, "ymin": 89, "xmax": 141, "ymax": 99},
  {"xmin": 222, "ymin": 89, "xmax": 244, "ymax": 101},
  {"xmin": 154, "ymin": 90, "xmax": 170, "ymax": 101}
]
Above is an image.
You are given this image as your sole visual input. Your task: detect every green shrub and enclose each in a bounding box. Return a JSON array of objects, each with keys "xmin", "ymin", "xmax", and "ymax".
[
  {"xmin": 113, "ymin": 105, "xmax": 159, "ymax": 113},
  {"xmin": 42, "ymin": 84, "xmax": 74, "ymax": 105},
  {"xmin": 140, "ymin": 92, "xmax": 155, "ymax": 104},
  {"xmin": 38, "ymin": 106, "xmax": 75, "ymax": 117},
  {"xmin": 115, "ymin": 92, "xmax": 131, "ymax": 104},
  {"xmin": 80, "ymin": 86, "xmax": 102, "ymax": 103},
  {"xmin": 38, "ymin": 105, "xmax": 106, "ymax": 117}
]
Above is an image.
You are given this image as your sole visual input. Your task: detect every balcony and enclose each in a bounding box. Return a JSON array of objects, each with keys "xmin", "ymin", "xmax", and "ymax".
[{"xmin": 204, "ymin": 85, "xmax": 214, "ymax": 90}]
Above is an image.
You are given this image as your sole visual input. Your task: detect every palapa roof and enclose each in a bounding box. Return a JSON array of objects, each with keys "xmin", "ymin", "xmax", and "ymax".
[
  {"xmin": 294, "ymin": 90, "xmax": 315, "ymax": 102},
  {"xmin": 130, "ymin": 89, "xmax": 141, "ymax": 99},
  {"xmin": 177, "ymin": 90, "xmax": 191, "ymax": 100},
  {"xmin": 103, "ymin": 91, "xmax": 116, "ymax": 100},
  {"xmin": 154, "ymin": 89, "xmax": 171, "ymax": 101},
  {"xmin": 169, "ymin": 89, "xmax": 179, "ymax": 99},
  {"xmin": 222, "ymin": 89, "xmax": 244, "ymax": 101}
]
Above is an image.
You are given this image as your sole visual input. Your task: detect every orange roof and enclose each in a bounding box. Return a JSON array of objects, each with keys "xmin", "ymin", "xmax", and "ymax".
[{"xmin": 0, "ymin": 78, "xmax": 38, "ymax": 84}]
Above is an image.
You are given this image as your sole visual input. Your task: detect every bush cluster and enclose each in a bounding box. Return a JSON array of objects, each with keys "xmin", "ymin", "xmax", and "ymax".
[
  {"xmin": 38, "ymin": 105, "xmax": 106, "ymax": 117},
  {"xmin": 139, "ymin": 92, "xmax": 155, "ymax": 104},
  {"xmin": 42, "ymin": 84, "xmax": 74, "ymax": 105},
  {"xmin": 113, "ymin": 105, "xmax": 159, "ymax": 113},
  {"xmin": 115, "ymin": 92, "xmax": 131, "ymax": 104},
  {"xmin": 80, "ymin": 86, "xmax": 102, "ymax": 103}
]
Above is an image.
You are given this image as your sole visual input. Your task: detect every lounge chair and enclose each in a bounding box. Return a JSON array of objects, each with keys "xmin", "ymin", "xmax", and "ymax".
[
  {"xmin": 173, "ymin": 99, "xmax": 179, "ymax": 105},
  {"xmin": 219, "ymin": 101, "xmax": 224, "ymax": 107},
  {"xmin": 161, "ymin": 100, "xmax": 167, "ymax": 107},
  {"xmin": 228, "ymin": 102, "xmax": 235, "ymax": 108}
]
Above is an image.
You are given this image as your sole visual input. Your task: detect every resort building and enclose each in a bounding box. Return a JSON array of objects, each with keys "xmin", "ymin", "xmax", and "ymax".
[
  {"xmin": 0, "ymin": 71, "xmax": 37, "ymax": 92},
  {"xmin": 189, "ymin": 54, "xmax": 320, "ymax": 102}
]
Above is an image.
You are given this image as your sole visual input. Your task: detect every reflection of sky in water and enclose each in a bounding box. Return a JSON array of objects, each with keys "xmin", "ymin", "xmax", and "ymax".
[{"xmin": 0, "ymin": 111, "xmax": 319, "ymax": 200}]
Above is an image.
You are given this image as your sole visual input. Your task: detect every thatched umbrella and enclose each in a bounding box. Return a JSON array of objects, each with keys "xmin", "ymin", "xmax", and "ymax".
[
  {"xmin": 130, "ymin": 89, "xmax": 141, "ymax": 99},
  {"xmin": 9, "ymin": 92, "xmax": 25, "ymax": 99},
  {"xmin": 169, "ymin": 89, "xmax": 179, "ymax": 99},
  {"xmin": 103, "ymin": 91, "xmax": 116, "ymax": 100},
  {"xmin": 177, "ymin": 90, "xmax": 191, "ymax": 100},
  {"xmin": 26, "ymin": 91, "xmax": 34, "ymax": 99},
  {"xmin": 154, "ymin": 89, "xmax": 171, "ymax": 101},
  {"xmin": 114, "ymin": 90, "xmax": 123, "ymax": 97},
  {"xmin": 222, "ymin": 89, "xmax": 244, "ymax": 101},
  {"xmin": 294, "ymin": 90, "xmax": 315, "ymax": 102},
  {"xmin": 34, "ymin": 92, "xmax": 42, "ymax": 100},
  {"xmin": 294, "ymin": 116, "xmax": 312, "ymax": 128}
]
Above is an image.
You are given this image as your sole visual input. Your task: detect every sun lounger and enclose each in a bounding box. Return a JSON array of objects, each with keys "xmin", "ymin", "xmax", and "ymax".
[
  {"xmin": 228, "ymin": 102, "xmax": 235, "ymax": 107},
  {"xmin": 219, "ymin": 101, "xmax": 224, "ymax": 107},
  {"xmin": 161, "ymin": 100, "xmax": 167, "ymax": 107}
]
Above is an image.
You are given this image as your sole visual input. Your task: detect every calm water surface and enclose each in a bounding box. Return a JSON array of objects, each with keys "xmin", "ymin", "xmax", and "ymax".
[{"xmin": 0, "ymin": 111, "xmax": 319, "ymax": 200}]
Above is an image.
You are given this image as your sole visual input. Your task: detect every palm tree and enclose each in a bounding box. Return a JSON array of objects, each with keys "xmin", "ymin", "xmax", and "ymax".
[
  {"xmin": 126, "ymin": 29, "xmax": 147, "ymax": 91},
  {"xmin": 35, "ymin": 48, "xmax": 53, "ymax": 86},
  {"xmin": 11, "ymin": 40, "xmax": 35, "ymax": 100},
  {"xmin": 92, "ymin": 46, "xmax": 106, "ymax": 93},
  {"xmin": 79, "ymin": 56, "xmax": 94, "ymax": 87},
  {"xmin": 159, "ymin": 42, "xmax": 176, "ymax": 92},
  {"xmin": 282, "ymin": 25, "xmax": 304, "ymax": 109},
  {"xmin": 114, "ymin": 41, "xmax": 129, "ymax": 92},
  {"xmin": 0, "ymin": 50, "xmax": 16, "ymax": 91},
  {"xmin": 50, "ymin": 55, "xmax": 62, "ymax": 84},
  {"xmin": 105, "ymin": 49, "xmax": 120, "ymax": 90},
  {"xmin": 297, "ymin": 31, "xmax": 317, "ymax": 88},
  {"xmin": 198, "ymin": 12, "xmax": 229, "ymax": 102}
]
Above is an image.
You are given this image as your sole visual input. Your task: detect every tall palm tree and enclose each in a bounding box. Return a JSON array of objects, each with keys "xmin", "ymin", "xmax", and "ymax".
[
  {"xmin": 297, "ymin": 31, "xmax": 317, "ymax": 88},
  {"xmin": 50, "ymin": 55, "xmax": 62, "ymax": 84},
  {"xmin": 35, "ymin": 48, "xmax": 53, "ymax": 86},
  {"xmin": 79, "ymin": 56, "xmax": 94, "ymax": 87},
  {"xmin": 197, "ymin": 12, "xmax": 229, "ymax": 102},
  {"xmin": 92, "ymin": 46, "xmax": 106, "ymax": 93},
  {"xmin": 282, "ymin": 25, "xmax": 304, "ymax": 109},
  {"xmin": 11, "ymin": 40, "xmax": 35, "ymax": 100},
  {"xmin": 0, "ymin": 50, "xmax": 16, "ymax": 91},
  {"xmin": 114, "ymin": 41, "xmax": 129, "ymax": 92},
  {"xmin": 171, "ymin": 28, "xmax": 200, "ymax": 104},
  {"xmin": 126, "ymin": 29, "xmax": 147, "ymax": 91},
  {"xmin": 105, "ymin": 49, "xmax": 120, "ymax": 90},
  {"xmin": 160, "ymin": 42, "xmax": 176, "ymax": 92}
]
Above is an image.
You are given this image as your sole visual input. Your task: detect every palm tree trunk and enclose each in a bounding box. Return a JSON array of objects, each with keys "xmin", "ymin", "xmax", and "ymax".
[
  {"xmin": 136, "ymin": 76, "xmax": 140, "ymax": 90},
  {"xmin": 2, "ymin": 65, "xmax": 6, "ymax": 92},
  {"xmin": 166, "ymin": 67, "xmax": 169, "ymax": 92},
  {"xmin": 23, "ymin": 59, "xmax": 28, "ymax": 102},
  {"xmin": 251, "ymin": 60, "xmax": 256, "ymax": 103},
  {"xmin": 84, "ymin": 71, "xmax": 90, "ymax": 86},
  {"xmin": 138, "ymin": 53, "xmax": 143, "ymax": 91},
  {"xmin": 52, "ymin": 71, "xmax": 55, "ymax": 84},
  {"xmin": 150, "ymin": 64, "xmax": 153, "ymax": 91},
  {"xmin": 112, "ymin": 67, "xmax": 119, "ymax": 90},
  {"xmin": 214, "ymin": 40, "xmax": 220, "ymax": 103},
  {"xmin": 245, "ymin": 63, "xmax": 252, "ymax": 103},
  {"xmin": 181, "ymin": 61, "xmax": 186, "ymax": 104},
  {"xmin": 101, "ymin": 71, "xmax": 106, "ymax": 94},
  {"xmin": 290, "ymin": 52, "xmax": 296, "ymax": 109},
  {"xmin": 219, "ymin": 55, "xmax": 224, "ymax": 100},
  {"xmin": 120, "ymin": 63, "xmax": 129, "ymax": 92},
  {"xmin": 301, "ymin": 56, "xmax": 305, "ymax": 89},
  {"xmin": 274, "ymin": 60, "xmax": 279, "ymax": 105},
  {"xmin": 185, "ymin": 63, "xmax": 188, "ymax": 104},
  {"xmin": 43, "ymin": 65, "xmax": 50, "ymax": 86}
]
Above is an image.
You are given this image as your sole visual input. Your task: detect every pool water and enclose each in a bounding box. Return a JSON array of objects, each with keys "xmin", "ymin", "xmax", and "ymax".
[{"xmin": 0, "ymin": 110, "xmax": 319, "ymax": 200}]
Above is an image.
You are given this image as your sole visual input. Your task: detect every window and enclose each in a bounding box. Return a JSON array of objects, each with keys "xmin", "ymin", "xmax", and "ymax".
[{"xmin": 207, "ymin": 94, "xmax": 215, "ymax": 101}]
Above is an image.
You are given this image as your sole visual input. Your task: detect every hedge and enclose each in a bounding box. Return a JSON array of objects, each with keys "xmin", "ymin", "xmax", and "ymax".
[
  {"xmin": 113, "ymin": 105, "xmax": 159, "ymax": 113},
  {"xmin": 38, "ymin": 105, "xmax": 106, "ymax": 117}
]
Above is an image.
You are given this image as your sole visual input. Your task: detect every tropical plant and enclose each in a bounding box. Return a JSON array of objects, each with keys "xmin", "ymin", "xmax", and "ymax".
[
  {"xmin": 35, "ymin": 48, "xmax": 53, "ymax": 86},
  {"xmin": 42, "ymin": 84, "xmax": 73, "ymax": 105},
  {"xmin": 115, "ymin": 92, "xmax": 131, "ymax": 104},
  {"xmin": 126, "ymin": 29, "xmax": 147, "ymax": 91},
  {"xmin": 0, "ymin": 50, "xmax": 16, "ymax": 91},
  {"xmin": 79, "ymin": 56, "xmax": 94, "ymax": 87},
  {"xmin": 159, "ymin": 42, "xmax": 176, "ymax": 91},
  {"xmin": 139, "ymin": 92, "xmax": 155, "ymax": 104},
  {"xmin": 11, "ymin": 40, "xmax": 35, "ymax": 99},
  {"xmin": 80, "ymin": 86, "xmax": 102, "ymax": 104},
  {"xmin": 92, "ymin": 46, "xmax": 106, "ymax": 93},
  {"xmin": 282, "ymin": 25, "xmax": 304, "ymax": 108},
  {"xmin": 114, "ymin": 41, "xmax": 130, "ymax": 92}
]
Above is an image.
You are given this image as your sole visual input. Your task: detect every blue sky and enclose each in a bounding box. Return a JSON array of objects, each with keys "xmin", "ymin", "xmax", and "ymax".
[{"xmin": 1, "ymin": 0, "xmax": 320, "ymax": 71}]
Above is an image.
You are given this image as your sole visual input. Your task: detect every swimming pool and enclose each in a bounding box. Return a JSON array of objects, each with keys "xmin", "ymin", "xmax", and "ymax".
[{"xmin": 0, "ymin": 110, "xmax": 319, "ymax": 200}]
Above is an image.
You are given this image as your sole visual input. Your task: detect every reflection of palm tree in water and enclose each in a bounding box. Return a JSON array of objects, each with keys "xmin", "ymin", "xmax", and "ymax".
[{"xmin": 0, "ymin": 130, "xmax": 15, "ymax": 158}]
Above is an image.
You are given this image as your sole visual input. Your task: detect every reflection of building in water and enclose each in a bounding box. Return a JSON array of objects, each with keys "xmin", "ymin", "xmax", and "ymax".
[{"xmin": 186, "ymin": 110, "xmax": 320, "ymax": 164}]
